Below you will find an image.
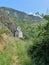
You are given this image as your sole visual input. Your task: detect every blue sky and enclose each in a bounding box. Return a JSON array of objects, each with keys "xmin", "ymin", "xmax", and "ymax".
[{"xmin": 0, "ymin": 0, "xmax": 49, "ymax": 14}]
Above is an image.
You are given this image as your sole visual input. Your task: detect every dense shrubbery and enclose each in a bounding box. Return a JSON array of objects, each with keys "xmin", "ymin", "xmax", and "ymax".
[{"xmin": 28, "ymin": 19, "xmax": 49, "ymax": 65}]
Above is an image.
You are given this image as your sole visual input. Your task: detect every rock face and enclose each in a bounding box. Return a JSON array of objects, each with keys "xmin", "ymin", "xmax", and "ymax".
[{"xmin": 0, "ymin": 10, "xmax": 17, "ymax": 36}]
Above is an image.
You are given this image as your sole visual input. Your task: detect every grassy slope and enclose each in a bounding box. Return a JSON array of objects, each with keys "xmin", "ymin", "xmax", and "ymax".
[{"xmin": 0, "ymin": 33, "xmax": 32, "ymax": 65}]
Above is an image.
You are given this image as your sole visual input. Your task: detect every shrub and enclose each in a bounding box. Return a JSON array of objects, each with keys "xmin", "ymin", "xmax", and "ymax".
[{"xmin": 28, "ymin": 21, "xmax": 49, "ymax": 65}]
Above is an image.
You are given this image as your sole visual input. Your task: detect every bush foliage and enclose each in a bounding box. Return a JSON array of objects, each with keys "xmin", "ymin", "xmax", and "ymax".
[{"xmin": 28, "ymin": 16, "xmax": 49, "ymax": 65}]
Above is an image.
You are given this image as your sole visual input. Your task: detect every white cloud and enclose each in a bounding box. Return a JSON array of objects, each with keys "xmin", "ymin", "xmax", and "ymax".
[{"xmin": 28, "ymin": 12, "xmax": 33, "ymax": 15}]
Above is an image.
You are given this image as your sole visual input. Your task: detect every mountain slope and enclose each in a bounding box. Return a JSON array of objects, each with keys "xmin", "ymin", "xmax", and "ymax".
[
  {"xmin": 0, "ymin": 7, "xmax": 41, "ymax": 20},
  {"xmin": 0, "ymin": 7, "xmax": 46, "ymax": 36}
]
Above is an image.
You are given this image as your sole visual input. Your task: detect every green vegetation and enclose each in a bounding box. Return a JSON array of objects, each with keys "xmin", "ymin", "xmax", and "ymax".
[
  {"xmin": 28, "ymin": 16, "xmax": 49, "ymax": 65},
  {"xmin": 0, "ymin": 17, "xmax": 49, "ymax": 65},
  {"xmin": 0, "ymin": 7, "xmax": 49, "ymax": 65},
  {"xmin": 0, "ymin": 28, "xmax": 9, "ymax": 34},
  {"xmin": 0, "ymin": 34, "xmax": 32, "ymax": 65}
]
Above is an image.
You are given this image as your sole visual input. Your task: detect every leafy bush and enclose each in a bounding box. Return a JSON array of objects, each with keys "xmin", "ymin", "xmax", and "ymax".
[{"xmin": 28, "ymin": 21, "xmax": 49, "ymax": 65}]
